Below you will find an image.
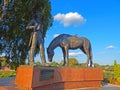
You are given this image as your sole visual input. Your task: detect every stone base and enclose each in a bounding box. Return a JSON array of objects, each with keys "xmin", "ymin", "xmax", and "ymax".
[{"xmin": 15, "ymin": 66, "xmax": 103, "ymax": 90}]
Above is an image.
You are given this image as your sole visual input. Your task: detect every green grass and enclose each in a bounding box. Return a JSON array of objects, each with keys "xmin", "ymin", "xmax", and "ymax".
[{"xmin": 0, "ymin": 71, "xmax": 16, "ymax": 78}]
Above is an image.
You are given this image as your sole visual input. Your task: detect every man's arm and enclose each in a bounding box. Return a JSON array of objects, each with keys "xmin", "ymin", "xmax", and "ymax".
[
  {"xmin": 26, "ymin": 26, "xmax": 36, "ymax": 30},
  {"xmin": 26, "ymin": 19, "xmax": 38, "ymax": 30}
]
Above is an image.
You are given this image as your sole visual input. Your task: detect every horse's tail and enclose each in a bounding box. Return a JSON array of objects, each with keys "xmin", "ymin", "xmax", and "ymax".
[{"xmin": 85, "ymin": 38, "xmax": 92, "ymax": 61}]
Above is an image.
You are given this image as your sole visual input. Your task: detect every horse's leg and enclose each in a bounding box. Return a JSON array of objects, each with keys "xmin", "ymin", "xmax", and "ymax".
[
  {"xmin": 61, "ymin": 40, "xmax": 69, "ymax": 66},
  {"xmin": 80, "ymin": 47, "xmax": 89, "ymax": 67},
  {"xmin": 62, "ymin": 48, "xmax": 66, "ymax": 66},
  {"xmin": 86, "ymin": 55, "xmax": 90, "ymax": 67},
  {"xmin": 83, "ymin": 45, "xmax": 92, "ymax": 67},
  {"xmin": 64, "ymin": 46, "xmax": 69, "ymax": 66},
  {"xmin": 81, "ymin": 45, "xmax": 91, "ymax": 67}
]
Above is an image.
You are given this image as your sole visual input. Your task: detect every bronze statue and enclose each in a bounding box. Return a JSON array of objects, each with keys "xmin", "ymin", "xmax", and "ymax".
[
  {"xmin": 26, "ymin": 11, "xmax": 48, "ymax": 66},
  {"xmin": 47, "ymin": 34, "xmax": 93, "ymax": 67}
]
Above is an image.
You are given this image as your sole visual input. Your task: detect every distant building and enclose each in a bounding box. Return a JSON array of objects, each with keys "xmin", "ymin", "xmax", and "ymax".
[{"xmin": 1, "ymin": 66, "xmax": 11, "ymax": 71}]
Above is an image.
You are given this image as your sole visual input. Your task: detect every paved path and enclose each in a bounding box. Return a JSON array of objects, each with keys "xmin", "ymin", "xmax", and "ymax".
[
  {"xmin": 0, "ymin": 77, "xmax": 15, "ymax": 86},
  {"xmin": 102, "ymin": 84, "xmax": 120, "ymax": 90},
  {"xmin": 0, "ymin": 77, "xmax": 120, "ymax": 90},
  {"xmin": 69, "ymin": 84, "xmax": 120, "ymax": 90}
]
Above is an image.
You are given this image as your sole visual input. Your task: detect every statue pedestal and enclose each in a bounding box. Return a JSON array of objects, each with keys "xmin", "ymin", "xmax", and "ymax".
[{"xmin": 15, "ymin": 66, "xmax": 103, "ymax": 90}]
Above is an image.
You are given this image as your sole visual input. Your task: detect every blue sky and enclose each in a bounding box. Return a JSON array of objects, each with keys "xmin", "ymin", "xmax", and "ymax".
[{"xmin": 36, "ymin": 0, "xmax": 120, "ymax": 65}]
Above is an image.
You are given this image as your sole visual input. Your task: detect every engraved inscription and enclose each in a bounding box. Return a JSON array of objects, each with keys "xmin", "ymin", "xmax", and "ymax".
[{"xmin": 40, "ymin": 69, "xmax": 54, "ymax": 80}]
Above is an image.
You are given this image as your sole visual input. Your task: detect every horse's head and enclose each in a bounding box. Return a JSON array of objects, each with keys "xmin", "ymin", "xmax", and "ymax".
[{"xmin": 47, "ymin": 48, "xmax": 54, "ymax": 62}]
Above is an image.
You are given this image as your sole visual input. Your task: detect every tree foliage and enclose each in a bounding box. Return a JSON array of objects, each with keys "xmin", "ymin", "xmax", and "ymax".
[
  {"xmin": 114, "ymin": 60, "xmax": 120, "ymax": 79},
  {"xmin": 68, "ymin": 58, "xmax": 78, "ymax": 66},
  {"xmin": 50, "ymin": 61, "xmax": 60, "ymax": 66},
  {"xmin": 35, "ymin": 61, "xmax": 42, "ymax": 66},
  {"xmin": 0, "ymin": 0, "xmax": 53, "ymax": 67},
  {"xmin": 0, "ymin": 56, "xmax": 7, "ymax": 66}
]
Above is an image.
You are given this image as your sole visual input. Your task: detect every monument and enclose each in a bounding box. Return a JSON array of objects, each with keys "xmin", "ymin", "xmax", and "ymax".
[{"xmin": 14, "ymin": 12, "xmax": 103, "ymax": 90}]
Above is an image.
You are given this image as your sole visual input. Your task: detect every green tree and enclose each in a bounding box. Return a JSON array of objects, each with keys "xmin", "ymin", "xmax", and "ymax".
[
  {"xmin": 0, "ymin": 0, "xmax": 53, "ymax": 68},
  {"xmin": 60, "ymin": 58, "xmax": 79, "ymax": 66},
  {"xmin": 68, "ymin": 58, "xmax": 78, "ymax": 66},
  {"xmin": 78, "ymin": 63, "xmax": 86, "ymax": 67},
  {"xmin": 0, "ymin": 61, "xmax": 1, "ymax": 69},
  {"xmin": 0, "ymin": 56, "xmax": 7, "ymax": 66},
  {"xmin": 114, "ymin": 60, "xmax": 120, "ymax": 79},
  {"xmin": 94, "ymin": 63, "xmax": 100, "ymax": 68}
]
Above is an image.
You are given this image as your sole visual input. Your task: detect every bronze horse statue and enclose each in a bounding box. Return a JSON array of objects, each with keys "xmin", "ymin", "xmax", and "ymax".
[{"xmin": 47, "ymin": 34, "xmax": 93, "ymax": 67}]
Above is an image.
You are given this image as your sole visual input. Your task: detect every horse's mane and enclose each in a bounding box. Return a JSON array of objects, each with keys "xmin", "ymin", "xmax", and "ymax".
[{"xmin": 48, "ymin": 34, "xmax": 71, "ymax": 49}]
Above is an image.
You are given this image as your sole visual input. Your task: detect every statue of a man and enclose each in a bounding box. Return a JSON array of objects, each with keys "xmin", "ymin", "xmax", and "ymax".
[{"xmin": 26, "ymin": 11, "xmax": 48, "ymax": 66}]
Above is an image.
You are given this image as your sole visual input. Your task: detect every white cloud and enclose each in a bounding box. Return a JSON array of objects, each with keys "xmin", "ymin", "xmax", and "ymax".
[
  {"xmin": 54, "ymin": 12, "xmax": 86, "ymax": 27},
  {"xmin": 53, "ymin": 34, "xmax": 60, "ymax": 38},
  {"xmin": 106, "ymin": 45, "xmax": 115, "ymax": 49},
  {"xmin": 69, "ymin": 52, "xmax": 83, "ymax": 57}
]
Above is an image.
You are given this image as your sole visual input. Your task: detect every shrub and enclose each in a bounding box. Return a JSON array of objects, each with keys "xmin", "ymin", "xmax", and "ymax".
[
  {"xmin": 0, "ymin": 71, "xmax": 16, "ymax": 78},
  {"xmin": 50, "ymin": 61, "xmax": 60, "ymax": 66},
  {"xmin": 117, "ymin": 77, "xmax": 120, "ymax": 84},
  {"xmin": 68, "ymin": 58, "xmax": 78, "ymax": 67}
]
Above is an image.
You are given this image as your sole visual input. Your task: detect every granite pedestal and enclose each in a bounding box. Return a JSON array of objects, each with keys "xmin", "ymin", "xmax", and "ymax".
[{"xmin": 15, "ymin": 66, "xmax": 103, "ymax": 90}]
